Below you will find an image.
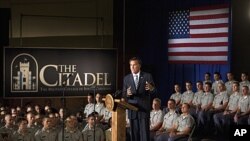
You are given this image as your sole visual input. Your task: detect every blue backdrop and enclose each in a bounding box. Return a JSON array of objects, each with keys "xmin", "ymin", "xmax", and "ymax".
[{"xmin": 123, "ymin": 0, "xmax": 231, "ymax": 106}]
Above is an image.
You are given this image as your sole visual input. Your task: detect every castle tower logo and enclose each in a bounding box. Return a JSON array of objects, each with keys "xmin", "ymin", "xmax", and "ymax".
[{"xmin": 11, "ymin": 53, "xmax": 38, "ymax": 92}]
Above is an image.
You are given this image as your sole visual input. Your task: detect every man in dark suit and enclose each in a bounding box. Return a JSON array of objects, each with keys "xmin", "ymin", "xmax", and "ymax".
[{"xmin": 123, "ymin": 57, "xmax": 156, "ymax": 141}]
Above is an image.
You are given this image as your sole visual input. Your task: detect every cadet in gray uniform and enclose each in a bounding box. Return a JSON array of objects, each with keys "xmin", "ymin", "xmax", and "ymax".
[
  {"xmin": 35, "ymin": 116, "xmax": 58, "ymax": 141},
  {"xmin": 154, "ymin": 99, "xmax": 179, "ymax": 141},
  {"xmin": 84, "ymin": 93, "xmax": 95, "ymax": 119},
  {"xmin": 213, "ymin": 81, "xmax": 241, "ymax": 135},
  {"xmin": 169, "ymin": 84, "xmax": 182, "ymax": 108},
  {"xmin": 26, "ymin": 112, "xmax": 40, "ymax": 136},
  {"xmin": 197, "ymin": 82, "xmax": 214, "ymax": 131},
  {"xmin": 11, "ymin": 117, "xmax": 35, "ymax": 141},
  {"xmin": 82, "ymin": 113, "xmax": 104, "ymax": 141},
  {"xmin": 225, "ymin": 72, "xmax": 235, "ymax": 95},
  {"xmin": 180, "ymin": 81, "xmax": 194, "ymax": 106},
  {"xmin": 181, "ymin": 81, "xmax": 194, "ymax": 117},
  {"xmin": 58, "ymin": 116, "xmax": 83, "ymax": 141},
  {"xmin": 234, "ymin": 85, "xmax": 250, "ymax": 125},
  {"xmin": 150, "ymin": 98, "xmax": 163, "ymax": 140},
  {"xmin": 0, "ymin": 114, "xmax": 16, "ymax": 141},
  {"xmin": 239, "ymin": 72, "xmax": 250, "ymax": 93},
  {"xmin": 203, "ymin": 72, "xmax": 212, "ymax": 87},
  {"xmin": 212, "ymin": 72, "xmax": 223, "ymax": 95},
  {"xmin": 192, "ymin": 81, "xmax": 204, "ymax": 118},
  {"xmin": 168, "ymin": 103, "xmax": 195, "ymax": 141}
]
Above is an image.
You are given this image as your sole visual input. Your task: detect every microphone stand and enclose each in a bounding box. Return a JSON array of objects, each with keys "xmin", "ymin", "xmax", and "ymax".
[
  {"xmin": 61, "ymin": 73, "xmax": 73, "ymax": 141},
  {"xmin": 92, "ymin": 85, "xmax": 97, "ymax": 141}
]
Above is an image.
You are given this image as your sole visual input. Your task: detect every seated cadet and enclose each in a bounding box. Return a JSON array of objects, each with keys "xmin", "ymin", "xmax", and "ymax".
[
  {"xmin": 35, "ymin": 116, "xmax": 58, "ymax": 141},
  {"xmin": 205, "ymin": 82, "xmax": 228, "ymax": 133},
  {"xmin": 11, "ymin": 117, "xmax": 35, "ymax": 141},
  {"xmin": 234, "ymin": 86, "xmax": 250, "ymax": 125},
  {"xmin": 213, "ymin": 81, "xmax": 240, "ymax": 135},
  {"xmin": 203, "ymin": 72, "xmax": 212, "ymax": 87},
  {"xmin": 26, "ymin": 112, "xmax": 40, "ymax": 136},
  {"xmin": 180, "ymin": 81, "xmax": 194, "ymax": 114},
  {"xmin": 192, "ymin": 81, "xmax": 204, "ymax": 119},
  {"xmin": 168, "ymin": 103, "xmax": 195, "ymax": 141},
  {"xmin": 239, "ymin": 72, "xmax": 250, "ymax": 92},
  {"xmin": 82, "ymin": 112, "xmax": 104, "ymax": 131},
  {"xmin": 150, "ymin": 98, "xmax": 163, "ymax": 140},
  {"xmin": 165, "ymin": 84, "xmax": 182, "ymax": 115},
  {"xmin": 82, "ymin": 113, "xmax": 104, "ymax": 141},
  {"xmin": 83, "ymin": 93, "xmax": 95, "ymax": 127},
  {"xmin": 197, "ymin": 82, "xmax": 214, "ymax": 132},
  {"xmin": 95, "ymin": 93, "xmax": 105, "ymax": 116},
  {"xmin": 212, "ymin": 72, "xmax": 223, "ymax": 95},
  {"xmin": 225, "ymin": 72, "xmax": 235, "ymax": 95},
  {"xmin": 154, "ymin": 99, "xmax": 178, "ymax": 141},
  {"xmin": 99, "ymin": 106, "xmax": 112, "ymax": 131},
  {"xmin": 0, "ymin": 114, "xmax": 16, "ymax": 141},
  {"xmin": 58, "ymin": 115, "xmax": 83, "ymax": 141},
  {"xmin": 105, "ymin": 118, "xmax": 112, "ymax": 141}
]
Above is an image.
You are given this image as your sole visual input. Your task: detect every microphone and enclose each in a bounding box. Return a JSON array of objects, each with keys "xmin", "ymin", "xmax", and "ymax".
[
  {"xmin": 90, "ymin": 85, "xmax": 97, "ymax": 89},
  {"xmin": 62, "ymin": 73, "xmax": 74, "ymax": 86},
  {"xmin": 113, "ymin": 90, "xmax": 122, "ymax": 98}
]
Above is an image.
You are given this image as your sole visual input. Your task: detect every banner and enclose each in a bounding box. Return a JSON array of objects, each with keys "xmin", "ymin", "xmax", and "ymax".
[{"xmin": 3, "ymin": 47, "xmax": 117, "ymax": 97}]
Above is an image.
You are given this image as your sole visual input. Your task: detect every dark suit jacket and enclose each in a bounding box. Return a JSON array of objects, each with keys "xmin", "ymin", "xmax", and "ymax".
[{"xmin": 123, "ymin": 71, "xmax": 156, "ymax": 119}]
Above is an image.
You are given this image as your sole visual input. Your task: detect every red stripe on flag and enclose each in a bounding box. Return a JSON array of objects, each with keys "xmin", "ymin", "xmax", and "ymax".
[
  {"xmin": 190, "ymin": 23, "xmax": 228, "ymax": 29},
  {"xmin": 168, "ymin": 52, "xmax": 227, "ymax": 56},
  {"xmin": 190, "ymin": 33, "xmax": 228, "ymax": 38},
  {"xmin": 191, "ymin": 4, "xmax": 229, "ymax": 11},
  {"xmin": 190, "ymin": 13, "xmax": 229, "ymax": 20},
  {"xmin": 168, "ymin": 60, "xmax": 228, "ymax": 64},
  {"xmin": 168, "ymin": 42, "xmax": 228, "ymax": 48}
]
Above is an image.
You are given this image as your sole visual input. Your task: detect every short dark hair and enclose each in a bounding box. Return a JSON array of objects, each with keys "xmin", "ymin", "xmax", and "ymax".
[
  {"xmin": 129, "ymin": 57, "xmax": 142, "ymax": 65},
  {"xmin": 233, "ymin": 81, "xmax": 239, "ymax": 86},
  {"xmin": 205, "ymin": 82, "xmax": 212, "ymax": 87},
  {"xmin": 168, "ymin": 99, "xmax": 176, "ymax": 105},
  {"xmin": 16, "ymin": 117, "xmax": 27, "ymax": 125},
  {"xmin": 87, "ymin": 112, "xmax": 96, "ymax": 119},
  {"xmin": 87, "ymin": 93, "xmax": 94, "ymax": 97},
  {"xmin": 205, "ymin": 72, "xmax": 211, "ymax": 77}
]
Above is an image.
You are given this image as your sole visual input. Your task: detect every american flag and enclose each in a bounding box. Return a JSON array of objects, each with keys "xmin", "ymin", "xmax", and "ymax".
[{"xmin": 168, "ymin": 4, "xmax": 229, "ymax": 64}]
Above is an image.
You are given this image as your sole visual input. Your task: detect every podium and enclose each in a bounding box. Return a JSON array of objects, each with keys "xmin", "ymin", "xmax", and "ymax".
[{"xmin": 104, "ymin": 94, "xmax": 138, "ymax": 141}]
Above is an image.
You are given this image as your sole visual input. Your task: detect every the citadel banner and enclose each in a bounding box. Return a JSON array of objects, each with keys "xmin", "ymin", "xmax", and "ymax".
[{"xmin": 3, "ymin": 47, "xmax": 117, "ymax": 97}]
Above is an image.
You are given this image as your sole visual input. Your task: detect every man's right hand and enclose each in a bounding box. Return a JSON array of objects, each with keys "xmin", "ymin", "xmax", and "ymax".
[{"xmin": 127, "ymin": 86, "xmax": 132, "ymax": 96}]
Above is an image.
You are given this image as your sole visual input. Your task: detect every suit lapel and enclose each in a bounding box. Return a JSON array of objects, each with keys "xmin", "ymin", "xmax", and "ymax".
[{"xmin": 137, "ymin": 72, "xmax": 144, "ymax": 89}]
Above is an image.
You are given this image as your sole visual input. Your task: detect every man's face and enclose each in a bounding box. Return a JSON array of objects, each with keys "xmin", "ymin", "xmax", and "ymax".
[
  {"xmin": 214, "ymin": 74, "xmax": 220, "ymax": 81},
  {"xmin": 167, "ymin": 101, "xmax": 175, "ymax": 109},
  {"xmin": 88, "ymin": 116, "xmax": 95, "ymax": 127},
  {"xmin": 152, "ymin": 100, "xmax": 160, "ymax": 110},
  {"xmin": 43, "ymin": 118, "xmax": 52, "ymax": 129},
  {"xmin": 227, "ymin": 73, "xmax": 233, "ymax": 81},
  {"xmin": 174, "ymin": 85, "xmax": 180, "ymax": 92},
  {"xmin": 242, "ymin": 87, "xmax": 249, "ymax": 95},
  {"xmin": 205, "ymin": 74, "xmax": 210, "ymax": 80},
  {"xmin": 181, "ymin": 104, "xmax": 189, "ymax": 113},
  {"xmin": 232, "ymin": 83, "xmax": 239, "ymax": 92},
  {"xmin": 204, "ymin": 84, "xmax": 211, "ymax": 92},
  {"xmin": 186, "ymin": 83, "xmax": 192, "ymax": 91},
  {"xmin": 241, "ymin": 74, "xmax": 248, "ymax": 81},
  {"xmin": 196, "ymin": 83, "xmax": 203, "ymax": 90},
  {"xmin": 130, "ymin": 60, "xmax": 141, "ymax": 74},
  {"xmin": 19, "ymin": 120, "xmax": 28, "ymax": 130},
  {"xmin": 87, "ymin": 96, "xmax": 93, "ymax": 103}
]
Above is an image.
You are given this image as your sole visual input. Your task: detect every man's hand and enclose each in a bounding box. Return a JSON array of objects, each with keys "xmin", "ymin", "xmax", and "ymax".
[
  {"xmin": 127, "ymin": 86, "xmax": 132, "ymax": 96},
  {"xmin": 145, "ymin": 81, "xmax": 154, "ymax": 91}
]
